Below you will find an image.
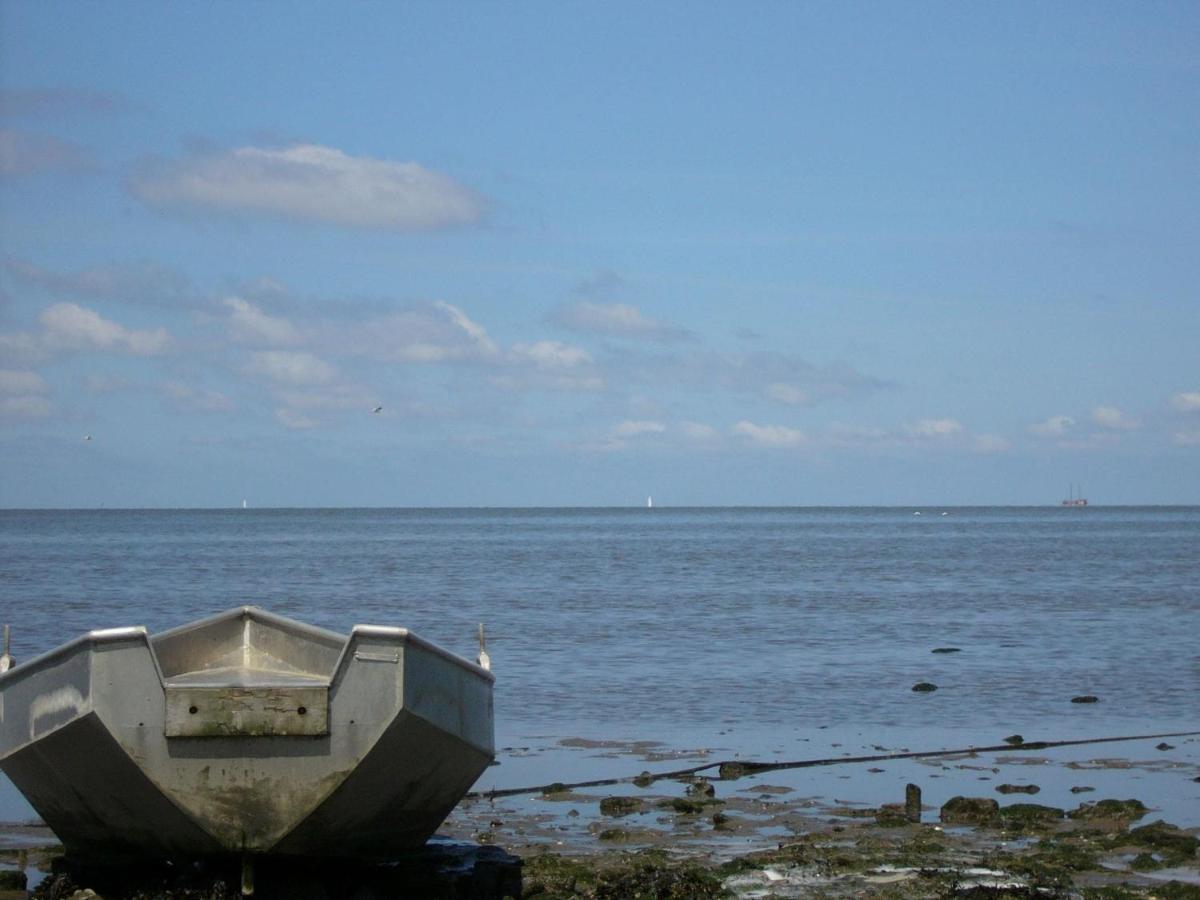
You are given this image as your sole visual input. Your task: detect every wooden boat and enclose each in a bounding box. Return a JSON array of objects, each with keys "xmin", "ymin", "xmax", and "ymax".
[{"xmin": 0, "ymin": 607, "xmax": 494, "ymax": 862}]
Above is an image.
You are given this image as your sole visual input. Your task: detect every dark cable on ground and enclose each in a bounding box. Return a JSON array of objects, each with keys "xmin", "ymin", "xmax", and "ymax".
[{"xmin": 469, "ymin": 729, "xmax": 1200, "ymax": 800}]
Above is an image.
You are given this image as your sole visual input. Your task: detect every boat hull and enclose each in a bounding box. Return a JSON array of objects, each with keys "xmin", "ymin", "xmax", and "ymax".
[{"xmin": 0, "ymin": 608, "xmax": 494, "ymax": 861}]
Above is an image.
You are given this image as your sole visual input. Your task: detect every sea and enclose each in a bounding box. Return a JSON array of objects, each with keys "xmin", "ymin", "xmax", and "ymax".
[{"xmin": 2, "ymin": 506, "xmax": 1198, "ymax": 827}]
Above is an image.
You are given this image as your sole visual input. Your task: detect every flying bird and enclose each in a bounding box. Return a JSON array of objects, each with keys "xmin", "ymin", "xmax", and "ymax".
[
  {"xmin": 84, "ymin": 434, "xmax": 92, "ymax": 441},
  {"xmin": 372, "ymin": 405, "xmax": 383, "ymax": 414}
]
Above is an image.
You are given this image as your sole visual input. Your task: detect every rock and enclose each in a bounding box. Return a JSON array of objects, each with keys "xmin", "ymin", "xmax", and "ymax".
[
  {"xmin": 658, "ymin": 797, "xmax": 713, "ymax": 815},
  {"xmin": 1155, "ymin": 742, "xmax": 1174, "ymax": 751},
  {"xmin": 995, "ymin": 784, "xmax": 1040, "ymax": 794},
  {"xmin": 1070, "ymin": 786, "xmax": 1095, "ymax": 793},
  {"xmin": 633, "ymin": 771, "xmax": 654, "ymax": 788},
  {"xmin": 998, "ymin": 803, "xmax": 1065, "ymax": 830},
  {"xmin": 0, "ymin": 870, "xmax": 28, "ymax": 890},
  {"xmin": 1068, "ymin": 798, "xmax": 1148, "ymax": 825},
  {"xmin": 1003, "ymin": 734, "xmax": 1024, "ymax": 745},
  {"xmin": 599, "ymin": 796, "xmax": 644, "ymax": 817},
  {"xmin": 940, "ymin": 796, "xmax": 999, "ymax": 825},
  {"xmin": 686, "ymin": 779, "xmax": 716, "ymax": 798},
  {"xmin": 875, "ymin": 803, "xmax": 910, "ymax": 827},
  {"xmin": 1128, "ymin": 820, "xmax": 1200, "ymax": 864},
  {"xmin": 911, "ymin": 682, "xmax": 938, "ymax": 692},
  {"xmin": 711, "ymin": 812, "xmax": 730, "ymax": 829},
  {"xmin": 1070, "ymin": 695, "xmax": 1099, "ymax": 703},
  {"xmin": 905, "ymin": 783, "xmax": 922, "ymax": 823},
  {"xmin": 719, "ymin": 761, "xmax": 749, "ymax": 779},
  {"xmin": 931, "ymin": 647, "xmax": 962, "ymax": 653}
]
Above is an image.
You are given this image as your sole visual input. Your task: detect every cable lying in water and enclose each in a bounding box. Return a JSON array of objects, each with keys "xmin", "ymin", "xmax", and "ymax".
[{"xmin": 469, "ymin": 729, "xmax": 1200, "ymax": 800}]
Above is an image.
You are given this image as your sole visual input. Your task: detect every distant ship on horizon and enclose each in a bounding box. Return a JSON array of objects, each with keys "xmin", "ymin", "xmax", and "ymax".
[{"xmin": 1062, "ymin": 484, "xmax": 1088, "ymax": 507}]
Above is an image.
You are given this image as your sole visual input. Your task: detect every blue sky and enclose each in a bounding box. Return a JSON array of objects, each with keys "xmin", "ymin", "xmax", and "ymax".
[{"xmin": 1, "ymin": 2, "xmax": 1197, "ymax": 507}]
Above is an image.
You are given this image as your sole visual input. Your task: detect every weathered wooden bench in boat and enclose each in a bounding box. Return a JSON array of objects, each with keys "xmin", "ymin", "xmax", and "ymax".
[{"xmin": 0, "ymin": 607, "xmax": 494, "ymax": 866}]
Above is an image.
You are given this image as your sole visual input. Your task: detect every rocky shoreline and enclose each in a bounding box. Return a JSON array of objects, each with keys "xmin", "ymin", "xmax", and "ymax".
[
  {"xmin": 4, "ymin": 790, "xmax": 1198, "ymax": 898},
  {"xmin": 3, "ymin": 735, "xmax": 1198, "ymax": 898}
]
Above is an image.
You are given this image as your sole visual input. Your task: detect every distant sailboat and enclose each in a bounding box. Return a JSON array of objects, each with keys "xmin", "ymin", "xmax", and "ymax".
[
  {"xmin": 242, "ymin": 499, "xmax": 248, "ymax": 509},
  {"xmin": 647, "ymin": 496, "xmax": 653, "ymax": 509},
  {"xmin": 1062, "ymin": 484, "xmax": 1088, "ymax": 507}
]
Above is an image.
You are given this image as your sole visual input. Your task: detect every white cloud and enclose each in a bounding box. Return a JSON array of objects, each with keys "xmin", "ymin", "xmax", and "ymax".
[
  {"xmin": 906, "ymin": 418, "xmax": 963, "ymax": 438},
  {"xmin": 0, "ymin": 128, "xmax": 94, "ymax": 175},
  {"xmin": 765, "ymin": 382, "xmax": 810, "ymax": 405},
  {"xmin": 40, "ymin": 303, "xmax": 170, "ymax": 355},
  {"xmin": 0, "ymin": 369, "xmax": 48, "ymax": 395},
  {"xmin": 83, "ymin": 374, "xmax": 130, "ymax": 394},
  {"xmin": 1092, "ymin": 405, "xmax": 1140, "ymax": 430},
  {"xmin": 164, "ymin": 382, "xmax": 234, "ymax": 412},
  {"xmin": 733, "ymin": 420, "xmax": 807, "ymax": 448},
  {"xmin": 0, "ymin": 369, "xmax": 51, "ymax": 419},
  {"xmin": 826, "ymin": 424, "xmax": 890, "ymax": 447},
  {"xmin": 1170, "ymin": 392, "xmax": 1200, "ymax": 413},
  {"xmin": 8, "ymin": 258, "xmax": 192, "ymax": 307},
  {"xmin": 130, "ymin": 143, "xmax": 487, "ymax": 230},
  {"xmin": 223, "ymin": 296, "xmax": 298, "ymax": 346},
  {"xmin": 681, "ymin": 421, "xmax": 719, "ymax": 442},
  {"xmin": 247, "ymin": 350, "xmax": 337, "ymax": 386},
  {"xmin": 509, "ymin": 341, "xmax": 592, "ymax": 369},
  {"xmin": 1174, "ymin": 431, "xmax": 1200, "ymax": 446},
  {"xmin": 346, "ymin": 301, "xmax": 499, "ymax": 364},
  {"xmin": 1029, "ymin": 415, "xmax": 1075, "ymax": 437},
  {"xmin": 0, "ymin": 332, "xmax": 44, "ymax": 365},
  {"xmin": 615, "ymin": 420, "xmax": 666, "ymax": 437},
  {"xmin": 275, "ymin": 408, "xmax": 317, "ymax": 430},
  {"xmin": 973, "ymin": 433, "xmax": 1011, "ymax": 453},
  {"xmin": 552, "ymin": 301, "xmax": 689, "ymax": 341}
]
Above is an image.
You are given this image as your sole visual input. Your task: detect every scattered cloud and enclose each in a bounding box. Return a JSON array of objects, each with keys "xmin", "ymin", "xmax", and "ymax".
[
  {"xmin": 680, "ymin": 421, "xmax": 720, "ymax": 442},
  {"xmin": 224, "ymin": 296, "xmax": 299, "ymax": 346},
  {"xmin": 551, "ymin": 301, "xmax": 691, "ymax": 342},
  {"xmin": 1174, "ymin": 431, "xmax": 1200, "ymax": 447},
  {"xmin": 8, "ymin": 258, "xmax": 193, "ymax": 308},
  {"xmin": 275, "ymin": 408, "xmax": 317, "ymax": 430},
  {"xmin": 0, "ymin": 369, "xmax": 52, "ymax": 419},
  {"xmin": 634, "ymin": 350, "xmax": 888, "ymax": 407},
  {"xmin": 733, "ymin": 420, "xmax": 808, "ymax": 448},
  {"xmin": 83, "ymin": 373, "xmax": 130, "ymax": 394},
  {"xmin": 1029, "ymin": 415, "xmax": 1076, "ymax": 437},
  {"xmin": 0, "ymin": 128, "xmax": 94, "ymax": 175},
  {"xmin": 163, "ymin": 382, "xmax": 234, "ymax": 412},
  {"xmin": 972, "ymin": 433, "xmax": 1011, "ymax": 453},
  {"xmin": 905, "ymin": 418, "xmax": 963, "ymax": 439},
  {"xmin": 1170, "ymin": 391, "xmax": 1200, "ymax": 413},
  {"xmin": 572, "ymin": 269, "xmax": 625, "ymax": 300},
  {"xmin": 39, "ymin": 303, "xmax": 170, "ymax": 355},
  {"xmin": 615, "ymin": 420, "xmax": 666, "ymax": 437},
  {"xmin": 827, "ymin": 423, "xmax": 890, "ymax": 447},
  {"xmin": 336, "ymin": 301, "xmax": 500, "ymax": 364},
  {"xmin": 764, "ymin": 382, "xmax": 810, "ymax": 405},
  {"xmin": 0, "ymin": 87, "xmax": 135, "ymax": 117},
  {"xmin": 129, "ymin": 143, "xmax": 488, "ymax": 230},
  {"xmin": 246, "ymin": 350, "xmax": 337, "ymax": 387},
  {"xmin": 510, "ymin": 341, "xmax": 593, "ymax": 370},
  {"xmin": 1092, "ymin": 405, "xmax": 1140, "ymax": 431}
]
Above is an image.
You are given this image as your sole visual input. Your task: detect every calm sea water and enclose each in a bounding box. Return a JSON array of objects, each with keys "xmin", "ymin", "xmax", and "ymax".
[{"xmin": 2, "ymin": 506, "xmax": 1196, "ymax": 741}]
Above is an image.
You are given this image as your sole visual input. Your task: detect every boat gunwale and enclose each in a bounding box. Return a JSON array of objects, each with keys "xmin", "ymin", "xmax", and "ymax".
[{"xmin": 0, "ymin": 608, "xmax": 495, "ymax": 688}]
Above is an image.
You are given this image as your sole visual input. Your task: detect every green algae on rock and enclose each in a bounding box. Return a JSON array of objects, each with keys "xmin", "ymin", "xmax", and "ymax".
[
  {"xmin": 598, "ymin": 796, "xmax": 644, "ymax": 817},
  {"xmin": 940, "ymin": 796, "xmax": 1000, "ymax": 825},
  {"xmin": 1069, "ymin": 798, "xmax": 1149, "ymax": 825}
]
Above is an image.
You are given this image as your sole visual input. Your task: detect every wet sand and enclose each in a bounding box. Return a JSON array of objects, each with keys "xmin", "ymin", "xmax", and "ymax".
[{"xmin": 3, "ymin": 732, "xmax": 1198, "ymax": 897}]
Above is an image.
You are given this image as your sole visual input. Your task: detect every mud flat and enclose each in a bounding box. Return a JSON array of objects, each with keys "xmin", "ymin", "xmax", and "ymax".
[{"xmin": 3, "ymin": 732, "xmax": 1198, "ymax": 898}]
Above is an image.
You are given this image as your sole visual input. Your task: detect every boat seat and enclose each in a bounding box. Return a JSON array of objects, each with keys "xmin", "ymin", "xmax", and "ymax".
[{"xmin": 163, "ymin": 665, "xmax": 329, "ymax": 738}]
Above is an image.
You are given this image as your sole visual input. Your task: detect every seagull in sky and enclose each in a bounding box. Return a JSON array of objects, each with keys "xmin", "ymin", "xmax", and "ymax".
[
  {"xmin": 372, "ymin": 405, "xmax": 383, "ymax": 414},
  {"xmin": 84, "ymin": 434, "xmax": 92, "ymax": 441}
]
